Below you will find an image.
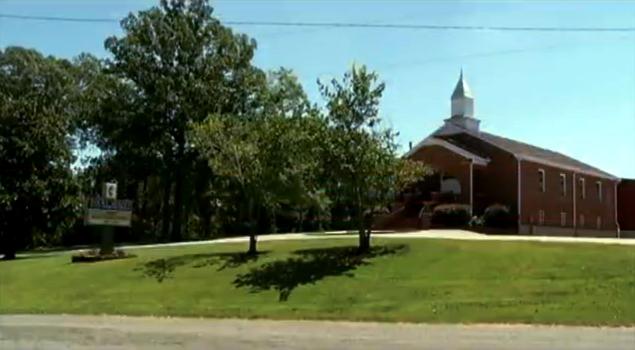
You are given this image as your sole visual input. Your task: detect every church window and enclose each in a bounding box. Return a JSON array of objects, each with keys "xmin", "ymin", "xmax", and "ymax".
[{"xmin": 538, "ymin": 169, "xmax": 545, "ymax": 192}]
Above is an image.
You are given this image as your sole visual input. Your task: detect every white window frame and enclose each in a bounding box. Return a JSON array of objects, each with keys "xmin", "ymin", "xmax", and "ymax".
[
  {"xmin": 596, "ymin": 216, "xmax": 602, "ymax": 230},
  {"xmin": 538, "ymin": 169, "xmax": 546, "ymax": 193},
  {"xmin": 560, "ymin": 212, "xmax": 567, "ymax": 227},
  {"xmin": 596, "ymin": 181, "xmax": 602, "ymax": 202},
  {"xmin": 538, "ymin": 210, "xmax": 545, "ymax": 225},
  {"xmin": 560, "ymin": 173, "xmax": 566, "ymax": 197},
  {"xmin": 579, "ymin": 214, "xmax": 585, "ymax": 228},
  {"xmin": 579, "ymin": 177, "xmax": 586, "ymax": 199}
]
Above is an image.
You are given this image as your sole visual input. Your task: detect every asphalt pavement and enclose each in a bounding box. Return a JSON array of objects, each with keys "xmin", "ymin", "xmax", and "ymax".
[{"xmin": 1, "ymin": 315, "xmax": 634, "ymax": 350}]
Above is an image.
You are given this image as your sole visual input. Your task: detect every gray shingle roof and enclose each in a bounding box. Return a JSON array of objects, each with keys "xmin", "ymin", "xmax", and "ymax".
[
  {"xmin": 434, "ymin": 129, "xmax": 616, "ymax": 179},
  {"xmin": 447, "ymin": 130, "xmax": 616, "ymax": 179},
  {"xmin": 479, "ymin": 132, "xmax": 615, "ymax": 178}
]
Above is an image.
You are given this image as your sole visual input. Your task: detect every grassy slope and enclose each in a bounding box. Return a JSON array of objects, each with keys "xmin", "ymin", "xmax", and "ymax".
[{"xmin": 1, "ymin": 238, "xmax": 634, "ymax": 325}]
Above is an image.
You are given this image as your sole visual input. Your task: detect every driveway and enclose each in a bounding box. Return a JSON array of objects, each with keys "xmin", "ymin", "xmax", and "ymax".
[
  {"xmin": 1, "ymin": 315, "xmax": 634, "ymax": 350},
  {"xmin": 89, "ymin": 229, "xmax": 635, "ymax": 251},
  {"xmin": 384, "ymin": 229, "xmax": 635, "ymax": 245},
  {"xmin": 15, "ymin": 228, "xmax": 635, "ymax": 259},
  {"xmin": 111, "ymin": 229, "xmax": 635, "ymax": 250}
]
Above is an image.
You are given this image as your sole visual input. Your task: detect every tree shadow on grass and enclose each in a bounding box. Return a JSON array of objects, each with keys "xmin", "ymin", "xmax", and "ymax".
[
  {"xmin": 233, "ymin": 244, "xmax": 408, "ymax": 302},
  {"xmin": 136, "ymin": 251, "xmax": 268, "ymax": 283}
]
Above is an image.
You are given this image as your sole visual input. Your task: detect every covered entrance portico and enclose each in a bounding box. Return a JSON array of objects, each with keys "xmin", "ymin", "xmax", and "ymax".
[{"xmin": 376, "ymin": 137, "xmax": 489, "ymax": 230}]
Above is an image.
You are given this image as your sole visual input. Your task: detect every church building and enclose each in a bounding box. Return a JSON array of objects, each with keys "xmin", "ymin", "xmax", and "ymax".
[{"xmin": 401, "ymin": 72, "xmax": 620, "ymax": 237}]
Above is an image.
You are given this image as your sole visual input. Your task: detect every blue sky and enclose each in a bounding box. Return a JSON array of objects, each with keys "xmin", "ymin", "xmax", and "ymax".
[{"xmin": 1, "ymin": 0, "xmax": 634, "ymax": 178}]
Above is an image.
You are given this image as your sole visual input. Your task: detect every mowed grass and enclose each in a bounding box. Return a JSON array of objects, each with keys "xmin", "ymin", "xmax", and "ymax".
[{"xmin": 1, "ymin": 237, "xmax": 634, "ymax": 325}]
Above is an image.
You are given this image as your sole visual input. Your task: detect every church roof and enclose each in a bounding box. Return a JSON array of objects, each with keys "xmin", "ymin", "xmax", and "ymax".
[
  {"xmin": 451, "ymin": 70, "xmax": 473, "ymax": 99},
  {"xmin": 479, "ymin": 132, "xmax": 616, "ymax": 179},
  {"xmin": 437, "ymin": 130, "xmax": 617, "ymax": 180}
]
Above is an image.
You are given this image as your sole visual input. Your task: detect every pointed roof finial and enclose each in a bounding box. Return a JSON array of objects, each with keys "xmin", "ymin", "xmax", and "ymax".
[{"xmin": 452, "ymin": 69, "xmax": 473, "ymax": 99}]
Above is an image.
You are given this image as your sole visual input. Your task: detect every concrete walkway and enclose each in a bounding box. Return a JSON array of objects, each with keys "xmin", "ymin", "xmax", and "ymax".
[
  {"xmin": 16, "ymin": 229, "xmax": 634, "ymax": 258},
  {"xmin": 106, "ymin": 229, "xmax": 635, "ymax": 251},
  {"xmin": 383, "ymin": 229, "xmax": 635, "ymax": 245},
  {"xmin": 1, "ymin": 315, "xmax": 634, "ymax": 350}
]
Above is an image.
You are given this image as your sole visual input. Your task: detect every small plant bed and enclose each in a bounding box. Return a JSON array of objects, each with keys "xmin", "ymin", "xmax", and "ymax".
[{"xmin": 71, "ymin": 249, "xmax": 135, "ymax": 263}]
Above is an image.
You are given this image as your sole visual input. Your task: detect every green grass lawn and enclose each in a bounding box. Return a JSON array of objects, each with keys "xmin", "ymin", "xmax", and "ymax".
[{"xmin": 1, "ymin": 237, "xmax": 634, "ymax": 325}]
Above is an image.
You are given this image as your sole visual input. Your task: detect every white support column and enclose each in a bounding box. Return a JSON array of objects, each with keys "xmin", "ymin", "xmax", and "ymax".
[
  {"xmin": 615, "ymin": 181, "xmax": 620, "ymax": 238},
  {"xmin": 517, "ymin": 159, "xmax": 522, "ymax": 228},
  {"xmin": 470, "ymin": 160, "xmax": 474, "ymax": 216},
  {"xmin": 573, "ymin": 172, "xmax": 577, "ymax": 231}
]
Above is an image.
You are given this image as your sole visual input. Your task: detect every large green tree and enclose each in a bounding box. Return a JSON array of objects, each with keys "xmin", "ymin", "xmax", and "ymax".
[
  {"xmin": 192, "ymin": 110, "xmax": 326, "ymax": 254},
  {"xmin": 104, "ymin": 0, "xmax": 261, "ymax": 241},
  {"xmin": 320, "ymin": 65, "xmax": 429, "ymax": 252},
  {"xmin": 0, "ymin": 47, "xmax": 79, "ymax": 259},
  {"xmin": 72, "ymin": 53, "xmax": 167, "ymax": 240}
]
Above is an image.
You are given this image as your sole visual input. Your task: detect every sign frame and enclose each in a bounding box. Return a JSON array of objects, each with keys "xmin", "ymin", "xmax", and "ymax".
[{"xmin": 84, "ymin": 197, "xmax": 133, "ymax": 227}]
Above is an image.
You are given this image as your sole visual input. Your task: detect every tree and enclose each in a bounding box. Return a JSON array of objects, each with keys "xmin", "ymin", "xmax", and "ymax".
[
  {"xmin": 0, "ymin": 47, "xmax": 79, "ymax": 259},
  {"xmin": 319, "ymin": 65, "xmax": 429, "ymax": 252},
  {"xmin": 72, "ymin": 53, "xmax": 168, "ymax": 240},
  {"xmin": 104, "ymin": 0, "xmax": 260, "ymax": 241},
  {"xmin": 192, "ymin": 110, "xmax": 326, "ymax": 254}
]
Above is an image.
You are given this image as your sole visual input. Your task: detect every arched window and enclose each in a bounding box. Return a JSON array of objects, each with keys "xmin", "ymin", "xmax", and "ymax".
[{"xmin": 441, "ymin": 177, "xmax": 461, "ymax": 194}]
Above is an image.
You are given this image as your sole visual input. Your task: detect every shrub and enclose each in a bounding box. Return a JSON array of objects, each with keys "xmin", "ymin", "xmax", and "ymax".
[
  {"xmin": 431, "ymin": 204, "xmax": 471, "ymax": 227},
  {"xmin": 469, "ymin": 215, "xmax": 484, "ymax": 228},
  {"xmin": 483, "ymin": 204, "xmax": 516, "ymax": 228}
]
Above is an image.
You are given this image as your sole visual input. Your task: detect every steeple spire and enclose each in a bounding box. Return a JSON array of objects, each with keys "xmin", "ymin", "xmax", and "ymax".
[
  {"xmin": 443, "ymin": 70, "xmax": 480, "ymax": 132},
  {"xmin": 451, "ymin": 70, "xmax": 474, "ymax": 117}
]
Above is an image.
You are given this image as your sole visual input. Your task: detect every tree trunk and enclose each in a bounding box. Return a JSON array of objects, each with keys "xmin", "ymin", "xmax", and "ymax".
[
  {"xmin": 247, "ymin": 198, "xmax": 257, "ymax": 255},
  {"xmin": 1, "ymin": 219, "xmax": 17, "ymax": 260},
  {"xmin": 248, "ymin": 232, "xmax": 257, "ymax": 255},
  {"xmin": 1, "ymin": 234, "xmax": 16, "ymax": 260},
  {"xmin": 196, "ymin": 162, "xmax": 213, "ymax": 238},
  {"xmin": 358, "ymin": 231, "xmax": 370, "ymax": 253},
  {"xmin": 201, "ymin": 202, "xmax": 212, "ymax": 238},
  {"xmin": 297, "ymin": 209, "xmax": 305, "ymax": 233},
  {"xmin": 161, "ymin": 175, "xmax": 172, "ymax": 242},
  {"xmin": 355, "ymin": 187, "xmax": 370, "ymax": 253},
  {"xmin": 140, "ymin": 177, "xmax": 148, "ymax": 216},
  {"xmin": 356, "ymin": 209, "xmax": 371, "ymax": 253},
  {"xmin": 171, "ymin": 171, "xmax": 184, "ymax": 242},
  {"xmin": 171, "ymin": 139, "xmax": 185, "ymax": 242},
  {"xmin": 269, "ymin": 208, "xmax": 277, "ymax": 234}
]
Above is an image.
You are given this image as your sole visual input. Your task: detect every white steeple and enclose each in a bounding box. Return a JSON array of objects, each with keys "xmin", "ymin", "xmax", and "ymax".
[
  {"xmin": 451, "ymin": 69, "xmax": 474, "ymax": 118},
  {"xmin": 442, "ymin": 70, "xmax": 480, "ymax": 133}
]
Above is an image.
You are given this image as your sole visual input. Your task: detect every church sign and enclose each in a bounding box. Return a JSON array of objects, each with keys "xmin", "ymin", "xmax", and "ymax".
[{"xmin": 85, "ymin": 182, "xmax": 133, "ymax": 227}]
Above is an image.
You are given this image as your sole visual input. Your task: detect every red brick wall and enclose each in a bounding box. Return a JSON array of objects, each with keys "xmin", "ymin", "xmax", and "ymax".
[
  {"xmin": 409, "ymin": 145, "xmax": 471, "ymax": 205},
  {"xmin": 433, "ymin": 132, "xmax": 519, "ymax": 216},
  {"xmin": 618, "ymin": 179, "xmax": 635, "ymax": 230},
  {"xmin": 521, "ymin": 161, "xmax": 573, "ymax": 227},
  {"xmin": 520, "ymin": 160, "xmax": 617, "ymax": 231},
  {"xmin": 471, "ymin": 145, "xmax": 518, "ymax": 216},
  {"xmin": 576, "ymin": 173, "xmax": 616, "ymax": 231}
]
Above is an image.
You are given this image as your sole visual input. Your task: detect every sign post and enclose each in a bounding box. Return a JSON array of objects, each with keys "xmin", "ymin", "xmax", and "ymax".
[
  {"xmin": 84, "ymin": 182, "xmax": 132, "ymax": 255},
  {"xmin": 100, "ymin": 226, "xmax": 115, "ymax": 256}
]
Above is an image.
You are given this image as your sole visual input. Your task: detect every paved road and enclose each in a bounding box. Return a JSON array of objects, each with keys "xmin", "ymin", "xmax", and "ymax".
[
  {"xmin": 1, "ymin": 315, "xmax": 633, "ymax": 350},
  {"xmin": 17, "ymin": 229, "xmax": 635, "ymax": 258}
]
